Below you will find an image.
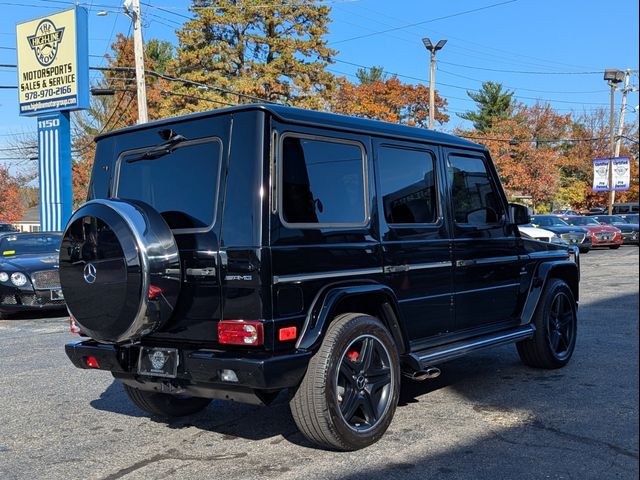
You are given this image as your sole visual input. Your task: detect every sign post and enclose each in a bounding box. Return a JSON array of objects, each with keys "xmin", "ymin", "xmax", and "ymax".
[
  {"xmin": 16, "ymin": 7, "xmax": 88, "ymax": 232},
  {"xmin": 592, "ymin": 157, "xmax": 631, "ymax": 206}
]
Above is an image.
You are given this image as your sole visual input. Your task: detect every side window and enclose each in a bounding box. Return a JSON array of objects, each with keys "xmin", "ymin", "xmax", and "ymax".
[
  {"xmin": 280, "ymin": 135, "xmax": 367, "ymax": 227},
  {"xmin": 378, "ymin": 146, "xmax": 438, "ymax": 224},
  {"xmin": 447, "ymin": 154, "xmax": 504, "ymax": 225}
]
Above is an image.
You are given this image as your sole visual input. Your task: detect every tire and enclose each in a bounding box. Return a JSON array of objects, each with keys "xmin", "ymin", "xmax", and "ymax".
[
  {"xmin": 123, "ymin": 383, "xmax": 212, "ymax": 418},
  {"xmin": 517, "ymin": 278, "xmax": 577, "ymax": 369},
  {"xmin": 290, "ymin": 313, "xmax": 400, "ymax": 451},
  {"xmin": 609, "ymin": 245, "xmax": 621, "ymax": 249}
]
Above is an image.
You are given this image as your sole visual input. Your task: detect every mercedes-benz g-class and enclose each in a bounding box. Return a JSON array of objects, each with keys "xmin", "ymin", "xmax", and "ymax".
[{"xmin": 61, "ymin": 104, "xmax": 579, "ymax": 451}]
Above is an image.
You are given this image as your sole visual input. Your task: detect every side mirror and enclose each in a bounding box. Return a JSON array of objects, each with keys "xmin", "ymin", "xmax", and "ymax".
[{"xmin": 509, "ymin": 203, "xmax": 531, "ymax": 225}]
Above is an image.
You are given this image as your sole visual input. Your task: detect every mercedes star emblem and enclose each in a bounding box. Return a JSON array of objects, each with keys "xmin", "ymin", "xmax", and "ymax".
[{"xmin": 83, "ymin": 263, "xmax": 97, "ymax": 284}]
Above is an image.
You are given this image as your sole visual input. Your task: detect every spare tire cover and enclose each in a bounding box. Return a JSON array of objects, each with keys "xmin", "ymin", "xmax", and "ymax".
[{"xmin": 59, "ymin": 199, "xmax": 181, "ymax": 343}]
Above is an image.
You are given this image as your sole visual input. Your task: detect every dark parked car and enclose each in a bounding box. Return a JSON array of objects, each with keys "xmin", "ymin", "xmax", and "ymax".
[
  {"xmin": 592, "ymin": 215, "xmax": 639, "ymax": 245},
  {"xmin": 587, "ymin": 207, "xmax": 607, "ymax": 215},
  {"xmin": 551, "ymin": 209, "xmax": 579, "ymax": 216},
  {"xmin": 612, "ymin": 202, "xmax": 639, "ymax": 214},
  {"xmin": 0, "ymin": 223, "xmax": 19, "ymax": 233},
  {"xmin": 559, "ymin": 216, "xmax": 624, "ymax": 249},
  {"xmin": 620, "ymin": 214, "xmax": 639, "ymax": 224},
  {"xmin": 61, "ymin": 104, "xmax": 579, "ymax": 450},
  {"xmin": 529, "ymin": 215, "xmax": 592, "ymax": 253},
  {"xmin": 0, "ymin": 233, "xmax": 65, "ymax": 319}
]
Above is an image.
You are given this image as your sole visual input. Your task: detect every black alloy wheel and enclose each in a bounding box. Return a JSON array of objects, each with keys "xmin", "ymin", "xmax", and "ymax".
[
  {"xmin": 335, "ymin": 335, "xmax": 394, "ymax": 433},
  {"xmin": 545, "ymin": 291, "xmax": 575, "ymax": 361},
  {"xmin": 290, "ymin": 313, "xmax": 400, "ymax": 451},
  {"xmin": 517, "ymin": 278, "xmax": 577, "ymax": 369}
]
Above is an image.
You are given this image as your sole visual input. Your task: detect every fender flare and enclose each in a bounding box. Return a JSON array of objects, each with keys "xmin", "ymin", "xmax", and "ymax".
[
  {"xmin": 520, "ymin": 260, "xmax": 580, "ymax": 325},
  {"xmin": 296, "ymin": 282, "xmax": 408, "ymax": 354}
]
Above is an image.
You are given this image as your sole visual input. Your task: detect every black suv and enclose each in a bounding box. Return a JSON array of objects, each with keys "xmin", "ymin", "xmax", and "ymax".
[{"xmin": 61, "ymin": 105, "xmax": 579, "ymax": 451}]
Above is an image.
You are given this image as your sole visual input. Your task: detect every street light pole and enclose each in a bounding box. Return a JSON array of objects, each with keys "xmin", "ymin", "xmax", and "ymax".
[
  {"xmin": 124, "ymin": 0, "xmax": 148, "ymax": 124},
  {"xmin": 603, "ymin": 69, "xmax": 624, "ymax": 214},
  {"xmin": 422, "ymin": 38, "xmax": 447, "ymax": 130}
]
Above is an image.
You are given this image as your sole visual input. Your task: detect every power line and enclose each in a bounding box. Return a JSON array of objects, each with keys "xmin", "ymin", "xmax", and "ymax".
[
  {"xmin": 333, "ymin": 59, "xmax": 614, "ymax": 106},
  {"xmin": 437, "ymin": 68, "xmax": 607, "ymax": 94},
  {"xmin": 160, "ymin": 90, "xmax": 236, "ymax": 108},
  {"xmin": 459, "ymin": 135, "xmax": 609, "ymax": 144},
  {"xmin": 330, "ymin": 0, "xmax": 519, "ymax": 44},
  {"xmin": 91, "ymin": 65, "xmax": 280, "ymax": 104},
  {"xmin": 438, "ymin": 60, "xmax": 603, "ymax": 75}
]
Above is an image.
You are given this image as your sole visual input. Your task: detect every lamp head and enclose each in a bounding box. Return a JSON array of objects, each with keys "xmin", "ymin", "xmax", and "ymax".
[
  {"xmin": 604, "ymin": 69, "xmax": 624, "ymax": 83},
  {"xmin": 435, "ymin": 39, "xmax": 447, "ymax": 50}
]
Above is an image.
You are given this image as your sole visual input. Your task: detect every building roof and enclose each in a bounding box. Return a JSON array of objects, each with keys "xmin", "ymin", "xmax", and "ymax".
[{"xmin": 97, "ymin": 104, "xmax": 483, "ymax": 151}]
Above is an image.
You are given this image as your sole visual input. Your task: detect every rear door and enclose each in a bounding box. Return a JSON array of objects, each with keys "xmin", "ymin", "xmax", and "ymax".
[
  {"xmin": 444, "ymin": 149, "xmax": 521, "ymax": 332},
  {"xmin": 374, "ymin": 139, "xmax": 454, "ymax": 342},
  {"xmin": 110, "ymin": 115, "xmax": 231, "ymax": 344}
]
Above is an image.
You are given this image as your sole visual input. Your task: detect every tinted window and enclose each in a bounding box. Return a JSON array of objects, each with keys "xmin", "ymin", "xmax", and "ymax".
[
  {"xmin": 1, "ymin": 234, "xmax": 61, "ymax": 256},
  {"xmin": 447, "ymin": 155, "xmax": 503, "ymax": 225},
  {"xmin": 117, "ymin": 139, "xmax": 222, "ymax": 231},
  {"xmin": 531, "ymin": 216, "xmax": 569, "ymax": 227},
  {"xmin": 378, "ymin": 147, "xmax": 437, "ymax": 224},
  {"xmin": 281, "ymin": 135, "xmax": 367, "ymax": 226}
]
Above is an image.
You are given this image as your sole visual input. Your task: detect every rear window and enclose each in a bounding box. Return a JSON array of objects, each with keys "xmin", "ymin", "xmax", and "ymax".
[{"xmin": 115, "ymin": 138, "xmax": 222, "ymax": 232}]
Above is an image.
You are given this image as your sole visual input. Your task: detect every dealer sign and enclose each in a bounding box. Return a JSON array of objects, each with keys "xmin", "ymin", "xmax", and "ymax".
[{"xmin": 16, "ymin": 8, "xmax": 88, "ymax": 116}]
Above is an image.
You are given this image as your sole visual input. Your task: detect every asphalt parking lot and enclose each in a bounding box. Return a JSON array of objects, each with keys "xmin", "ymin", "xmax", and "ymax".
[{"xmin": 0, "ymin": 247, "xmax": 638, "ymax": 480}]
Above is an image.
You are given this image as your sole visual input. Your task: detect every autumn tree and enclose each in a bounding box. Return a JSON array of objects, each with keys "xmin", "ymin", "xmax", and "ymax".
[
  {"xmin": 559, "ymin": 109, "xmax": 638, "ymax": 209},
  {"xmin": 0, "ymin": 167, "xmax": 25, "ymax": 223},
  {"xmin": 163, "ymin": 0, "xmax": 336, "ymax": 115},
  {"xmin": 331, "ymin": 76, "xmax": 448, "ymax": 127},
  {"xmin": 461, "ymin": 103, "xmax": 571, "ymax": 209},
  {"xmin": 71, "ymin": 35, "xmax": 174, "ymax": 205},
  {"xmin": 459, "ymin": 81, "xmax": 515, "ymax": 132}
]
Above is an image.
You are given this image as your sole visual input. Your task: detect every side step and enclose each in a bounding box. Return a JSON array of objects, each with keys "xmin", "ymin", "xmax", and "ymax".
[{"xmin": 405, "ymin": 325, "xmax": 536, "ymax": 371}]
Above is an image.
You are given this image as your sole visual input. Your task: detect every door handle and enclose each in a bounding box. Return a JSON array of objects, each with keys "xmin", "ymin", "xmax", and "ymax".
[
  {"xmin": 186, "ymin": 268, "xmax": 217, "ymax": 277},
  {"xmin": 456, "ymin": 259, "xmax": 476, "ymax": 267},
  {"xmin": 383, "ymin": 265, "xmax": 410, "ymax": 273}
]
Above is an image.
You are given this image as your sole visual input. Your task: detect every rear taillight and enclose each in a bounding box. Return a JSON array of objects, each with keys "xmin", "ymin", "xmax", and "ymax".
[
  {"xmin": 84, "ymin": 356, "xmax": 100, "ymax": 369},
  {"xmin": 218, "ymin": 320, "xmax": 264, "ymax": 346},
  {"xmin": 148, "ymin": 285, "xmax": 163, "ymax": 301},
  {"xmin": 69, "ymin": 315, "xmax": 81, "ymax": 334}
]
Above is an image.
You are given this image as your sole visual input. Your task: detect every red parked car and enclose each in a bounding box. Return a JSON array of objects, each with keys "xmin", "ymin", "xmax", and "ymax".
[{"xmin": 560, "ymin": 216, "xmax": 623, "ymax": 249}]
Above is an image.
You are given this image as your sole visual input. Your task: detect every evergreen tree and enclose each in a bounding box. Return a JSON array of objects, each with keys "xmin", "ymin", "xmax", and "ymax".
[
  {"xmin": 356, "ymin": 66, "xmax": 387, "ymax": 84},
  {"xmin": 459, "ymin": 81, "xmax": 515, "ymax": 132},
  {"xmin": 163, "ymin": 0, "xmax": 336, "ymax": 115}
]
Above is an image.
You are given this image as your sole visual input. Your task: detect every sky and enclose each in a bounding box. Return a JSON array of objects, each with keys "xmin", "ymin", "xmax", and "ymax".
[{"xmin": 0, "ymin": 0, "xmax": 638, "ymax": 172}]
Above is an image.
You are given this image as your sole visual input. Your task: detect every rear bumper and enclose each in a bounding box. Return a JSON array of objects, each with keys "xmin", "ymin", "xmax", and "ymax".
[{"xmin": 65, "ymin": 341, "xmax": 312, "ymax": 403}]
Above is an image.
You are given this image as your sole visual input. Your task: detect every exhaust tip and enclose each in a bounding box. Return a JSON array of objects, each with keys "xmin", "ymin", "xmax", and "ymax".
[{"xmin": 404, "ymin": 367, "xmax": 441, "ymax": 381}]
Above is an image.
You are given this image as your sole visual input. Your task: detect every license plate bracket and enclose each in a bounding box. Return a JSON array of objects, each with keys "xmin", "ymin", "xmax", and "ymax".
[{"xmin": 137, "ymin": 347, "xmax": 179, "ymax": 378}]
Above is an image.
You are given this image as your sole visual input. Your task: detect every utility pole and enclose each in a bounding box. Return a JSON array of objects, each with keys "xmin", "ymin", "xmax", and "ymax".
[
  {"xmin": 422, "ymin": 38, "xmax": 447, "ymax": 130},
  {"xmin": 603, "ymin": 69, "xmax": 624, "ymax": 214},
  {"xmin": 124, "ymin": 0, "xmax": 148, "ymax": 124}
]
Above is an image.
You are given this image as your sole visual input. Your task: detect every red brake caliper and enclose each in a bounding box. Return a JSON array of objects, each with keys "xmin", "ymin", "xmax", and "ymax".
[{"xmin": 346, "ymin": 350, "xmax": 359, "ymax": 362}]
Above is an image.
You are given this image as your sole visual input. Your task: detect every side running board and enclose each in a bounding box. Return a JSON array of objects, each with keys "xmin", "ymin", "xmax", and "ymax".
[{"xmin": 406, "ymin": 325, "xmax": 536, "ymax": 370}]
